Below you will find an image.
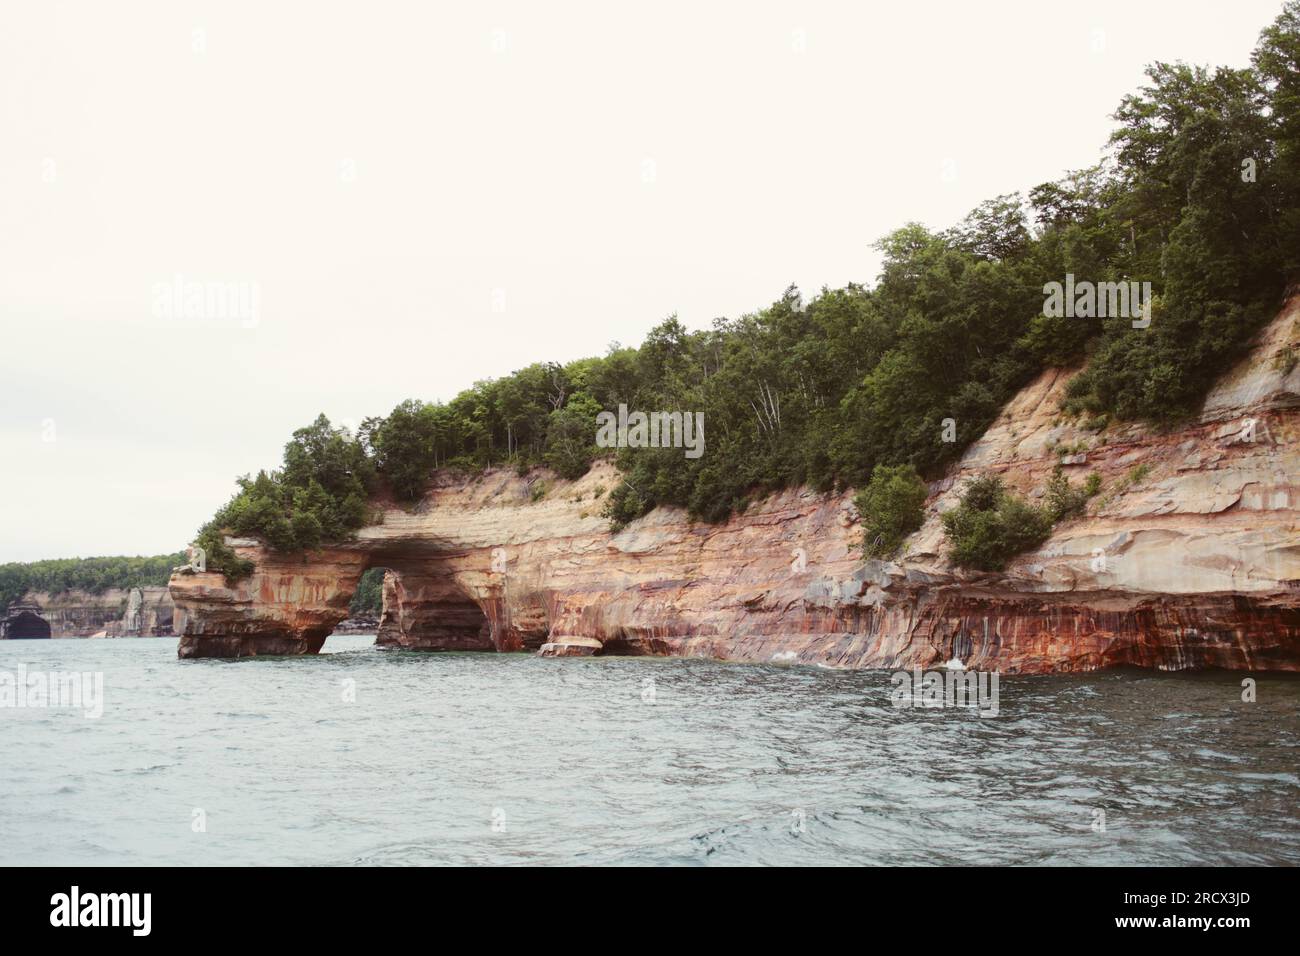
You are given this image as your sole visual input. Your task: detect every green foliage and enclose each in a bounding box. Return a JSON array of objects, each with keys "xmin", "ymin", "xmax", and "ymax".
[
  {"xmin": 0, "ymin": 554, "xmax": 185, "ymax": 610},
  {"xmin": 1117, "ymin": 463, "xmax": 1152, "ymax": 493},
  {"xmin": 197, "ymin": 414, "xmax": 375, "ymax": 571},
  {"xmin": 192, "ymin": 527, "xmax": 255, "ymax": 582},
  {"xmin": 1045, "ymin": 466, "xmax": 1101, "ymax": 522},
  {"xmin": 601, "ymin": 478, "xmax": 649, "ymax": 531},
  {"xmin": 543, "ymin": 393, "xmax": 600, "ymax": 480},
  {"xmin": 198, "ymin": 5, "xmax": 1300, "ymax": 541},
  {"xmin": 1059, "ymin": 7, "xmax": 1300, "ymax": 421},
  {"xmin": 367, "ymin": 400, "xmax": 440, "ymax": 501},
  {"xmin": 942, "ymin": 476, "xmax": 1054, "ymax": 572},
  {"xmin": 349, "ymin": 567, "xmax": 386, "ymax": 617},
  {"xmin": 854, "ymin": 464, "xmax": 929, "ymax": 558},
  {"xmin": 944, "ymin": 468, "xmax": 1104, "ymax": 570}
]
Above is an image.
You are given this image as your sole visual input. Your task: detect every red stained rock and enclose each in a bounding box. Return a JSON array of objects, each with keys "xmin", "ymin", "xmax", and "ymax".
[{"xmin": 172, "ymin": 299, "xmax": 1300, "ymax": 672}]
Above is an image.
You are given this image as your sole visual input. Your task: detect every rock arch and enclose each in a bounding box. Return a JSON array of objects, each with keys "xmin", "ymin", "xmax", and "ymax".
[
  {"xmin": 172, "ymin": 542, "xmax": 514, "ymax": 658},
  {"xmin": 169, "ymin": 446, "xmax": 1300, "ymax": 671}
]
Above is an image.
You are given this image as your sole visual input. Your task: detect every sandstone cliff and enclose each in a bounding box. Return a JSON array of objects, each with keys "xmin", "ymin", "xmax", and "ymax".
[
  {"xmin": 11, "ymin": 586, "xmax": 178, "ymax": 638},
  {"xmin": 171, "ymin": 298, "xmax": 1300, "ymax": 672}
]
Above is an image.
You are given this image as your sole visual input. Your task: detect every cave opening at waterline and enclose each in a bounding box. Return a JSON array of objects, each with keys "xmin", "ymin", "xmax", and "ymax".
[{"xmin": 1, "ymin": 607, "xmax": 52, "ymax": 640}]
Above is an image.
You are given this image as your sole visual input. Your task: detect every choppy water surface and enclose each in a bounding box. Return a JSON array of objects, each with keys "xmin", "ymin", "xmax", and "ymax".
[{"xmin": 1, "ymin": 635, "xmax": 1296, "ymax": 865}]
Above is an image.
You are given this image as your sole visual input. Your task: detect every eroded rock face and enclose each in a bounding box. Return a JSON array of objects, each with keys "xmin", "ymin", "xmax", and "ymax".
[
  {"xmin": 175, "ymin": 551, "xmax": 367, "ymax": 658},
  {"xmin": 171, "ymin": 298, "xmax": 1300, "ymax": 671},
  {"xmin": 15, "ymin": 586, "xmax": 177, "ymax": 638},
  {"xmin": 375, "ymin": 565, "xmax": 494, "ymax": 651}
]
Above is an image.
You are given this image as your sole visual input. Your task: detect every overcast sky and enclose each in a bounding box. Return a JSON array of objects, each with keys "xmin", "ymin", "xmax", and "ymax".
[{"xmin": 0, "ymin": 0, "xmax": 1285, "ymax": 562}]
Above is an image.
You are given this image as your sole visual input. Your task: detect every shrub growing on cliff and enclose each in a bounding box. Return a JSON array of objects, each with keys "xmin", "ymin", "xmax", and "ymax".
[
  {"xmin": 195, "ymin": 415, "xmax": 374, "ymax": 572},
  {"xmin": 192, "ymin": 527, "xmax": 255, "ymax": 582},
  {"xmin": 855, "ymin": 464, "xmax": 928, "ymax": 558},
  {"xmin": 1045, "ymin": 466, "xmax": 1101, "ymax": 522},
  {"xmin": 942, "ymin": 476, "xmax": 1054, "ymax": 572},
  {"xmin": 601, "ymin": 479, "xmax": 649, "ymax": 532}
]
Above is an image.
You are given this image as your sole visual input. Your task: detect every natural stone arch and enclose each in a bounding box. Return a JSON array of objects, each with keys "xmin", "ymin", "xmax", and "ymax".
[{"xmin": 172, "ymin": 539, "xmax": 510, "ymax": 658}]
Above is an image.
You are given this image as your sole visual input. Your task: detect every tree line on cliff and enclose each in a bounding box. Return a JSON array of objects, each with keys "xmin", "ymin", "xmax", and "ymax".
[
  {"xmin": 194, "ymin": 5, "xmax": 1299, "ymax": 575},
  {"xmin": 0, "ymin": 554, "xmax": 186, "ymax": 611}
]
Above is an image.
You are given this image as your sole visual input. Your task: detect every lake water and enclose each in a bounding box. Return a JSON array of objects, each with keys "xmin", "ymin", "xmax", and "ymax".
[{"xmin": 1, "ymin": 634, "xmax": 1297, "ymax": 865}]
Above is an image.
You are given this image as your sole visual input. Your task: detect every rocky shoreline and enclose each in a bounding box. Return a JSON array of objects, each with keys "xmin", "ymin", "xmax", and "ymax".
[
  {"xmin": 170, "ymin": 298, "xmax": 1300, "ymax": 672},
  {"xmin": 1, "ymin": 586, "xmax": 178, "ymax": 639}
]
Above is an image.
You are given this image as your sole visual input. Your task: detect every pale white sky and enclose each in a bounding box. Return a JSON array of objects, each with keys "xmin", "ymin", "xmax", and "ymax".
[{"xmin": 0, "ymin": 0, "xmax": 1285, "ymax": 562}]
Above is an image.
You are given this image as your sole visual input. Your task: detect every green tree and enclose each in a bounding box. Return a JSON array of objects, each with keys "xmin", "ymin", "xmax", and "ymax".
[
  {"xmin": 942, "ymin": 476, "xmax": 1054, "ymax": 571},
  {"xmin": 373, "ymin": 399, "xmax": 440, "ymax": 501},
  {"xmin": 194, "ymin": 4, "xmax": 1299, "ymax": 548},
  {"xmin": 855, "ymin": 464, "xmax": 929, "ymax": 558}
]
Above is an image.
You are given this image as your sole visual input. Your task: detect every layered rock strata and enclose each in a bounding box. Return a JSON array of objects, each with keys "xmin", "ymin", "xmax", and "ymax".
[
  {"xmin": 5, "ymin": 586, "xmax": 178, "ymax": 639},
  {"xmin": 172, "ymin": 298, "xmax": 1300, "ymax": 671}
]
